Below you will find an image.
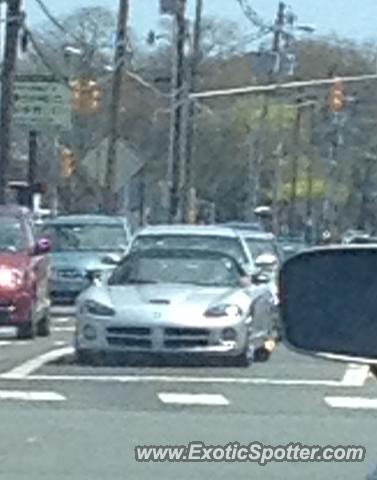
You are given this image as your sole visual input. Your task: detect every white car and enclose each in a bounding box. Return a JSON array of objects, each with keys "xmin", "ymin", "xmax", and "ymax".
[{"xmin": 75, "ymin": 248, "xmax": 277, "ymax": 366}]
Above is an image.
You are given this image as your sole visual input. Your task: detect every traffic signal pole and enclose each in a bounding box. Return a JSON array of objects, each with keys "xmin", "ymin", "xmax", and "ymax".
[
  {"xmin": 28, "ymin": 130, "xmax": 37, "ymax": 208},
  {"xmin": 168, "ymin": 0, "xmax": 187, "ymax": 223},
  {"xmin": 0, "ymin": 0, "xmax": 23, "ymax": 204},
  {"xmin": 182, "ymin": 0, "xmax": 203, "ymax": 223},
  {"xmin": 104, "ymin": 0, "xmax": 129, "ymax": 214}
]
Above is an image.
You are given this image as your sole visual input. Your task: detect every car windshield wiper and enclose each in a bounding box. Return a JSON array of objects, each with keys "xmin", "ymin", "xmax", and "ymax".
[
  {"xmin": 125, "ymin": 279, "xmax": 159, "ymax": 285},
  {"xmin": 174, "ymin": 281, "xmax": 230, "ymax": 287}
]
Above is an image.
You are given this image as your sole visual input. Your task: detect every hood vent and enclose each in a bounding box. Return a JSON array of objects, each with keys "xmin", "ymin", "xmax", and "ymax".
[{"xmin": 149, "ymin": 299, "xmax": 170, "ymax": 305}]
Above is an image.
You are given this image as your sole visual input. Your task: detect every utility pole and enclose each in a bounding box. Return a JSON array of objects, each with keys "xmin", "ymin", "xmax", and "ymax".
[
  {"xmin": 104, "ymin": 0, "xmax": 129, "ymax": 214},
  {"xmin": 168, "ymin": 0, "xmax": 187, "ymax": 223},
  {"xmin": 27, "ymin": 130, "xmax": 37, "ymax": 207},
  {"xmin": 305, "ymin": 102, "xmax": 316, "ymax": 244},
  {"xmin": 0, "ymin": 0, "xmax": 23, "ymax": 204},
  {"xmin": 288, "ymin": 97, "xmax": 302, "ymax": 234},
  {"xmin": 249, "ymin": 2, "xmax": 285, "ymax": 219},
  {"xmin": 273, "ymin": 2, "xmax": 286, "ymax": 54},
  {"xmin": 182, "ymin": 0, "xmax": 203, "ymax": 222}
]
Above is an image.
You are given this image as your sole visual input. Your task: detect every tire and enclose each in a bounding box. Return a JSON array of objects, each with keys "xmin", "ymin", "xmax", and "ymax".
[
  {"xmin": 254, "ymin": 346, "xmax": 272, "ymax": 362},
  {"xmin": 37, "ymin": 314, "xmax": 51, "ymax": 337},
  {"xmin": 232, "ymin": 352, "xmax": 251, "ymax": 367},
  {"xmin": 230, "ymin": 346, "xmax": 254, "ymax": 367},
  {"xmin": 76, "ymin": 349, "xmax": 96, "ymax": 365},
  {"xmin": 17, "ymin": 319, "xmax": 36, "ymax": 340}
]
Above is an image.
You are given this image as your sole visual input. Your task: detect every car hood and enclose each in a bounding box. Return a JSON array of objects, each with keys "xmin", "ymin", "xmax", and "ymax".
[
  {"xmin": 108, "ymin": 284, "xmax": 240, "ymax": 308},
  {"xmin": 49, "ymin": 251, "xmax": 121, "ymax": 272}
]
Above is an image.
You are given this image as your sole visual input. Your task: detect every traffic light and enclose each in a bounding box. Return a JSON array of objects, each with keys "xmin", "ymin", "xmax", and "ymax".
[
  {"xmin": 60, "ymin": 148, "xmax": 75, "ymax": 179},
  {"xmin": 70, "ymin": 78, "xmax": 102, "ymax": 114},
  {"xmin": 328, "ymin": 81, "xmax": 345, "ymax": 112}
]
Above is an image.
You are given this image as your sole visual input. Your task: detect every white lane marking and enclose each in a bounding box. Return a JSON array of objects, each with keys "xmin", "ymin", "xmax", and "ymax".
[
  {"xmin": 0, "ymin": 390, "xmax": 66, "ymax": 402},
  {"xmin": 0, "ymin": 347, "xmax": 74, "ymax": 379},
  {"xmin": 53, "ymin": 317, "xmax": 72, "ymax": 325},
  {"xmin": 341, "ymin": 364, "xmax": 370, "ymax": 386},
  {"xmin": 158, "ymin": 392, "xmax": 229, "ymax": 406},
  {"xmin": 52, "ymin": 327, "xmax": 75, "ymax": 333},
  {"xmin": 53, "ymin": 341, "xmax": 67, "ymax": 347},
  {"xmin": 22, "ymin": 374, "xmax": 344, "ymax": 387},
  {"xmin": 325, "ymin": 396, "xmax": 377, "ymax": 410},
  {"xmin": 0, "ymin": 341, "xmax": 30, "ymax": 347},
  {"xmin": 51, "ymin": 307, "xmax": 75, "ymax": 316}
]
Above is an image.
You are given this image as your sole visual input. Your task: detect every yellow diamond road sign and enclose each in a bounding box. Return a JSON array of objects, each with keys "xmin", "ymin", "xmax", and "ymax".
[{"xmin": 13, "ymin": 75, "xmax": 71, "ymax": 130}]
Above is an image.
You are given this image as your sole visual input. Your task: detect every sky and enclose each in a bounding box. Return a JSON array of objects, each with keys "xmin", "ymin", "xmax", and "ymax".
[{"xmin": 23, "ymin": 0, "xmax": 377, "ymax": 44}]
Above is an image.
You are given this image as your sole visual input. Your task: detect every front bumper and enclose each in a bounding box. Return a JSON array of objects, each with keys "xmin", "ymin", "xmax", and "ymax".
[{"xmin": 75, "ymin": 314, "xmax": 268, "ymax": 357}]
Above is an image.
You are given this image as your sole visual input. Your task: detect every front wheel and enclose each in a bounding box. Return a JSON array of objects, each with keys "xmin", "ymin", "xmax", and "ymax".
[
  {"xmin": 76, "ymin": 349, "xmax": 100, "ymax": 365},
  {"xmin": 229, "ymin": 345, "xmax": 255, "ymax": 367},
  {"xmin": 37, "ymin": 314, "xmax": 51, "ymax": 337}
]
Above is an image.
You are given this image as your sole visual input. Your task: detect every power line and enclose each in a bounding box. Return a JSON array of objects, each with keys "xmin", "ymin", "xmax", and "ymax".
[
  {"xmin": 33, "ymin": 0, "xmax": 66, "ymax": 34},
  {"xmin": 33, "ymin": 0, "xmax": 82, "ymax": 46},
  {"xmin": 24, "ymin": 26, "xmax": 68, "ymax": 83},
  {"xmin": 236, "ymin": 0, "xmax": 273, "ymax": 33}
]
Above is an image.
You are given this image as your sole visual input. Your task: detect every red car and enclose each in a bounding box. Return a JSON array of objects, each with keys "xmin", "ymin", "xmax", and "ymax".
[{"xmin": 0, "ymin": 206, "xmax": 51, "ymax": 338}]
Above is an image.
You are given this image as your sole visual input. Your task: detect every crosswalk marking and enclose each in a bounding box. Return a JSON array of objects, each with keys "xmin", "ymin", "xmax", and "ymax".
[
  {"xmin": 341, "ymin": 364, "xmax": 370, "ymax": 387},
  {"xmin": 52, "ymin": 326, "xmax": 75, "ymax": 333},
  {"xmin": 1, "ymin": 346, "xmax": 74, "ymax": 379},
  {"xmin": 325, "ymin": 396, "xmax": 377, "ymax": 410},
  {"xmin": 0, "ymin": 390, "xmax": 66, "ymax": 402},
  {"xmin": 158, "ymin": 392, "xmax": 229, "ymax": 406},
  {"xmin": 53, "ymin": 317, "xmax": 73, "ymax": 325}
]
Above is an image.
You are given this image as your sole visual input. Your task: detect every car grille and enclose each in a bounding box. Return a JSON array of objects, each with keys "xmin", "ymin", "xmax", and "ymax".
[
  {"xmin": 107, "ymin": 337, "xmax": 152, "ymax": 349},
  {"xmin": 55, "ymin": 268, "xmax": 83, "ymax": 279},
  {"xmin": 163, "ymin": 327, "xmax": 210, "ymax": 349},
  {"xmin": 106, "ymin": 326, "xmax": 152, "ymax": 349}
]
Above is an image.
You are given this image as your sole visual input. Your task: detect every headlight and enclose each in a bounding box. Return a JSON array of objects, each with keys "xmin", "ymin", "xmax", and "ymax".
[
  {"xmin": 81, "ymin": 300, "xmax": 115, "ymax": 317},
  {"xmin": 83, "ymin": 324, "xmax": 97, "ymax": 341},
  {"xmin": 0, "ymin": 267, "xmax": 23, "ymax": 290},
  {"xmin": 205, "ymin": 304, "xmax": 243, "ymax": 318}
]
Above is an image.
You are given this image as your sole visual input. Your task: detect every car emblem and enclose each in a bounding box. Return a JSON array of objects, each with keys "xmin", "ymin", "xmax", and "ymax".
[{"xmin": 153, "ymin": 311, "xmax": 162, "ymax": 319}]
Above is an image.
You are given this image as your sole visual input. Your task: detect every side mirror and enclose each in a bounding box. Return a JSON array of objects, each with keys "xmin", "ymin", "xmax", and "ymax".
[
  {"xmin": 101, "ymin": 253, "xmax": 122, "ymax": 266},
  {"xmin": 280, "ymin": 246, "xmax": 377, "ymax": 364},
  {"xmin": 86, "ymin": 270, "xmax": 103, "ymax": 284},
  {"xmin": 255, "ymin": 253, "xmax": 278, "ymax": 268},
  {"xmin": 34, "ymin": 238, "xmax": 51, "ymax": 255},
  {"xmin": 251, "ymin": 272, "xmax": 270, "ymax": 285}
]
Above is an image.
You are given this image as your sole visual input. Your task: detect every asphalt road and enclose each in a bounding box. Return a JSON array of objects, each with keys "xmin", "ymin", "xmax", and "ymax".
[{"xmin": 0, "ymin": 309, "xmax": 375, "ymax": 480}]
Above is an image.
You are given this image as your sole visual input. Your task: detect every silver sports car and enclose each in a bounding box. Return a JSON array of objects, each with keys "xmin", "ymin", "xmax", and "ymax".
[{"xmin": 75, "ymin": 249, "xmax": 277, "ymax": 365}]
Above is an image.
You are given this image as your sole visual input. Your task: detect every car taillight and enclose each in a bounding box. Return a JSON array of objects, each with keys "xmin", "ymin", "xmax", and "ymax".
[{"xmin": 0, "ymin": 267, "xmax": 23, "ymax": 290}]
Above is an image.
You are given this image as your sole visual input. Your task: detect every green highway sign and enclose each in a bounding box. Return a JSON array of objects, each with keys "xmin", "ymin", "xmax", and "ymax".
[{"xmin": 13, "ymin": 75, "xmax": 71, "ymax": 130}]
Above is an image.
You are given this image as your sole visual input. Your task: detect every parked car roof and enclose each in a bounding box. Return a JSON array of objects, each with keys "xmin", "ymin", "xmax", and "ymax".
[
  {"xmin": 44, "ymin": 215, "xmax": 128, "ymax": 226},
  {"xmin": 136, "ymin": 224, "xmax": 240, "ymax": 238},
  {"xmin": 218, "ymin": 222, "xmax": 264, "ymax": 232},
  {"xmin": 238, "ymin": 230, "xmax": 276, "ymax": 240}
]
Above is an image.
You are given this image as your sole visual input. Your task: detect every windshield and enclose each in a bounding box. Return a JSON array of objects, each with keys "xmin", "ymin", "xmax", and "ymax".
[
  {"xmin": 0, "ymin": 217, "xmax": 24, "ymax": 252},
  {"xmin": 109, "ymin": 254, "xmax": 241, "ymax": 287},
  {"xmin": 132, "ymin": 235, "xmax": 247, "ymax": 264},
  {"xmin": 244, "ymin": 237, "xmax": 278, "ymax": 259},
  {"xmin": 42, "ymin": 223, "xmax": 128, "ymax": 252}
]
